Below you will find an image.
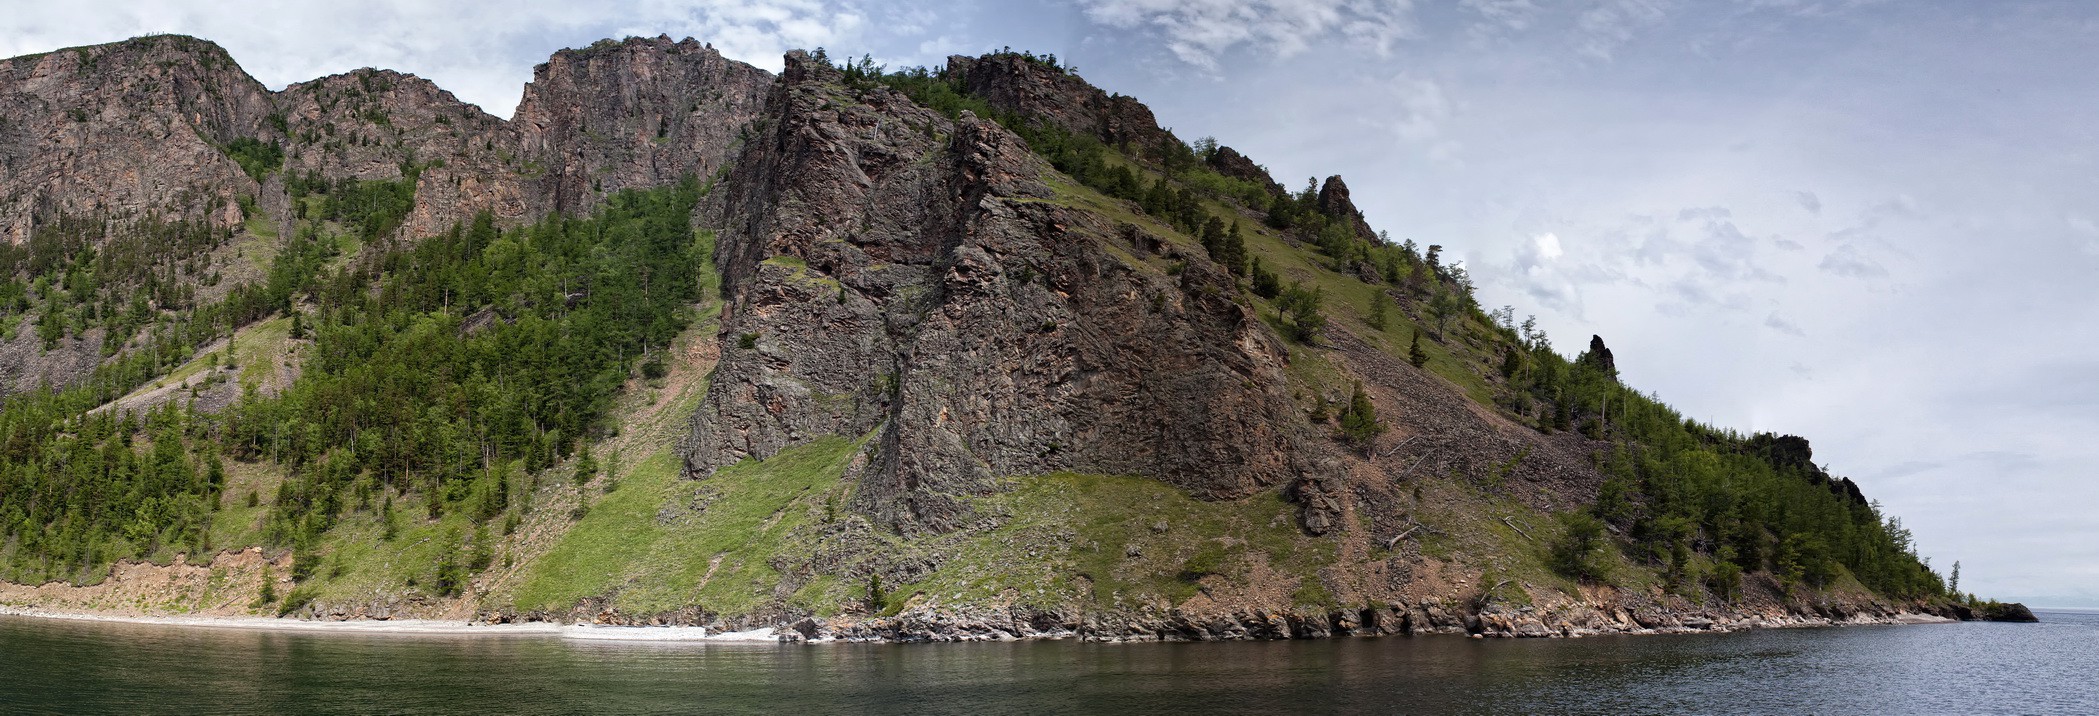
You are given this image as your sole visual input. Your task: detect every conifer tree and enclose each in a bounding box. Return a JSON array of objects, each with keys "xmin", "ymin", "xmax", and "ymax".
[
  {"xmin": 1337, "ymin": 380, "xmax": 1385, "ymax": 450},
  {"xmin": 1409, "ymin": 329, "xmax": 1428, "ymax": 368}
]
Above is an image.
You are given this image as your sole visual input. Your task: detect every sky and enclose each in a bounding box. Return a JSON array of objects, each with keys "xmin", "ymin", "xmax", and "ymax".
[{"xmin": 4, "ymin": 0, "xmax": 2095, "ymax": 605}]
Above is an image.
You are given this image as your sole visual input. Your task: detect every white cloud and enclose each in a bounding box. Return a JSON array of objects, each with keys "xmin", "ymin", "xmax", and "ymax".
[
  {"xmin": 1764, "ymin": 311, "xmax": 1806, "ymax": 337},
  {"xmin": 1076, "ymin": 0, "xmax": 1417, "ymax": 69},
  {"xmin": 1796, "ymin": 190, "xmax": 1822, "ymax": 213},
  {"xmin": 1818, "ymin": 243, "xmax": 1887, "ymax": 278},
  {"xmin": 1461, "ymin": 0, "xmax": 1542, "ymax": 34},
  {"xmin": 1574, "ymin": 0, "xmax": 1668, "ymax": 60}
]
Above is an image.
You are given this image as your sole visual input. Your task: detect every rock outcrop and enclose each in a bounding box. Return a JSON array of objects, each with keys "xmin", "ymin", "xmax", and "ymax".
[
  {"xmin": 683, "ymin": 52, "xmax": 1318, "ymax": 533},
  {"xmin": 0, "ymin": 35, "xmax": 272, "ymax": 243},
  {"xmin": 1317, "ymin": 175, "xmax": 1377, "ymax": 242},
  {"xmin": 1207, "ymin": 145, "xmax": 1283, "ymax": 195},
  {"xmin": 273, "ymin": 68, "xmax": 528, "ymax": 237},
  {"xmin": 514, "ymin": 35, "xmax": 771, "ymax": 217},
  {"xmin": 943, "ymin": 53, "xmax": 1181, "ymax": 161}
]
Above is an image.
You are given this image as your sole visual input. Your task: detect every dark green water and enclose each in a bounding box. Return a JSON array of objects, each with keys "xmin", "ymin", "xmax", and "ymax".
[{"xmin": 2, "ymin": 611, "xmax": 2092, "ymax": 715}]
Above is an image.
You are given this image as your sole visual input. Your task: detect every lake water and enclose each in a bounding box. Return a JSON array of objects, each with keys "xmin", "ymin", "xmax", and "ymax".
[{"xmin": 2, "ymin": 611, "xmax": 2093, "ymax": 715}]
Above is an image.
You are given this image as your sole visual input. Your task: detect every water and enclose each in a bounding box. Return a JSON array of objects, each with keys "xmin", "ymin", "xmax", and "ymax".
[{"xmin": 2, "ymin": 611, "xmax": 2093, "ymax": 715}]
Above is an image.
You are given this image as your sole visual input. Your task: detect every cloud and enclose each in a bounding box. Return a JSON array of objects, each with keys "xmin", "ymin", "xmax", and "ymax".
[
  {"xmin": 1511, "ymin": 232, "xmax": 1582, "ymax": 313},
  {"xmin": 1574, "ymin": 0, "xmax": 1669, "ymax": 60},
  {"xmin": 1818, "ymin": 243, "xmax": 1887, "ymax": 278},
  {"xmin": 1460, "ymin": 0, "xmax": 1542, "ymax": 34},
  {"xmin": 1796, "ymin": 190, "xmax": 1822, "ymax": 213},
  {"xmin": 1377, "ymin": 72, "xmax": 1461, "ymax": 159},
  {"xmin": 1764, "ymin": 311, "xmax": 1805, "ymax": 336},
  {"xmin": 1075, "ymin": 0, "xmax": 1418, "ymax": 69}
]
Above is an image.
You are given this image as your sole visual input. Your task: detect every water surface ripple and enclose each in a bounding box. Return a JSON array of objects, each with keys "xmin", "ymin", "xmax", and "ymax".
[{"xmin": 3, "ymin": 610, "xmax": 2092, "ymax": 714}]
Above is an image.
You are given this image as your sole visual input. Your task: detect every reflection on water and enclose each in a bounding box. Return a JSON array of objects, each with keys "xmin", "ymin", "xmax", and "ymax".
[{"xmin": 3, "ymin": 611, "xmax": 2093, "ymax": 715}]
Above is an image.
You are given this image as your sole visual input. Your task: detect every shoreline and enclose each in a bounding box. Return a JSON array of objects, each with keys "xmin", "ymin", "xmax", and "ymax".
[
  {"xmin": 0, "ymin": 603, "xmax": 1957, "ymax": 644},
  {"xmin": 0, "ymin": 605, "xmax": 782, "ymax": 642}
]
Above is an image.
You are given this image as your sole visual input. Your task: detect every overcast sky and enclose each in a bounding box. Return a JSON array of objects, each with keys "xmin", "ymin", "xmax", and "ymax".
[{"xmin": 5, "ymin": 0, "xmax": 2094, "ymax": 605}]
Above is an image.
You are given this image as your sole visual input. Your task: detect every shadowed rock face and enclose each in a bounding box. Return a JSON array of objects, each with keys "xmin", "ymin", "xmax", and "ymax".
[
  {"xmin": 683, "ymin": 52, "xmax": 1317, "ymax": 534},
  {"xmin": 514, "ymin": 35, "xmax": 773, "ymax": 218},
  {"xmin": 0, "ymin": 36, "xmax": 273, "ymax": 243}
]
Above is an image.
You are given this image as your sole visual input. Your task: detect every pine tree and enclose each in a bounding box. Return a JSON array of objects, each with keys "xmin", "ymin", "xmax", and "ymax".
[
  {"xmin": 288, "ymin": 310, "xmax": 304, "ymax": 339},
  {"xmin": 1222, "ymin": 221, "xmax": 1248, "ymax": 275},
  {"xmin": 1276, "ymin": 282, "xmax": 1325, "ymax": 343},
  {"xmin": 574, "ymin": 444, "xmax": 598, "ymax": 487},
  {"xmin": 1250, "ymin": 258, "xmax": 1281, "ymax": 299},
  {"xmin": 1408, "ymin": 329, "xmax": 1428, "ymax": 368},
  {"xmin": 1368, "ymin": 295, "xmax": 1388, "ymax": 331},
  {"xmin": 1336, "ymin": 380, "xmax": 1384, "ymax": 450}
]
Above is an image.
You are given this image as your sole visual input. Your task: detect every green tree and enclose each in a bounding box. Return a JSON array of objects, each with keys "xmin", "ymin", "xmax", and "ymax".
[
  {"xmin": 1367, "ymin": 295, "xmax": 1388, "ymax": 331},
  {"xmin": 574, "ymin": 444, "xmax": 598, "ymax": 487},
  {"xmin": 1408, "ymin": 329, "xmax": 1428, "ymax": 368},
  {"xmin": 1250, "ymin": 258, "xmax": 1281, "ymax": 299},
  {"xmin": 1276, "ymin": 282, "xmax": 1325, "ymax": 343},
  {"xmin": 1550, "ymin": 511, "xmax": 1609, "ymax": 583},
  {"xmin": 1335, "ymin": 380, "xmax": 1384, "ymax": 450}
]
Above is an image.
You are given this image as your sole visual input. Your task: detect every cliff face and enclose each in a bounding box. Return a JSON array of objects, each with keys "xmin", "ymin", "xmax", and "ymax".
[
  {"xmin": 0, "ymin": 36, "xmax": 272, "ymax": 243},
  {"xmin": 514, "ymin": 36, "xmax": 771, "ymax": 217},
  {"xmin": 684, "ymin": 52, "xmax": 1317, "ymax": 533},
  {"xmin": 273, "ymin": 69, "xmax": 527, "ymax": 237}
]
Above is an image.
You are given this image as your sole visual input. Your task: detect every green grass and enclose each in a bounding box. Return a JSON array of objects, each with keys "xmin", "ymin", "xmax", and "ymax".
[
  {"xmin": 900, "ymin": 473, "xmax": 1339, "ymax": 611},
  {"xmin": 230, "ymin": 316, "xmax": 295, "ymax": 390},
  {"xmin": 204, "ymin": 460, "xmax": 287, "ymax": 554},
  {"xmin": 300, "ymin": 494, "xmax": 480, "ymax": 606},
  {"xmin": 511, "ymin": 435, "xmax": 863, "ymax": 615}
]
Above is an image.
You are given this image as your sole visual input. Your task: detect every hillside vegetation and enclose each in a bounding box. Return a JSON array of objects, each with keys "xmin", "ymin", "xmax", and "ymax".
[{"xmin": 0, "ymin": 38, "xmax": 1973, "ymax": 632}]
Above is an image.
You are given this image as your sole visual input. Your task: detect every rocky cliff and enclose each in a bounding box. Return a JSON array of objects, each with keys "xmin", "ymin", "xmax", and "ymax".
[
  {"xmin": 0, "ymin": 35, "xmax": 270, "ymax": 242},
  {"xmin": 515, "ymin": 36, "xmax": 771, "ymax": 217},
  {"xmin": 685, "ymin": 52, "xmax": 1319, "ymax": 534}
]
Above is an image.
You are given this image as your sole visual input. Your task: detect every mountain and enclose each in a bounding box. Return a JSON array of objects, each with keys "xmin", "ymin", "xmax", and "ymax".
[{"xmin": 0, "ymin": 36, "xmax": 2018, "ymax": 640}]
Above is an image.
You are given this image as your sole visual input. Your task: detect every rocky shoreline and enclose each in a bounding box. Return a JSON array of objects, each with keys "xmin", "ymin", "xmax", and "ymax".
[
  {"xmin": 9, "ymin": 589, "xmax": 2035, "ymax": 644},
  {"xmin": 473, "ymin": 595, "xmax": 2019, "ymax": 644}
]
